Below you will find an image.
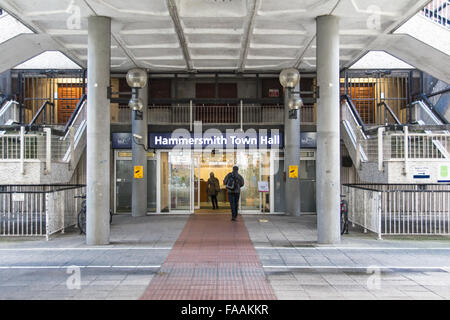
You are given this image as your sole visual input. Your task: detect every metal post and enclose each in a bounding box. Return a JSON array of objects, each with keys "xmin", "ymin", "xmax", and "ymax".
[
  {"xmin": 69, "ymin": 126, "xmax": 75, "ymax": 170},
  {"xmin": 378, "ymin": 127, "xmax": 385, "ymax": 171},
  {"xmin": 86, "ymin": 16, "xmax": 111, "ymax": 245},
  {"xmin": 240, "ymin": 100, "xmax": 243, "ymax": 131},
  {"xmin": 355, "ymin": 133, "xmax": 361, "ymax": 170},
  {"xmin": 403, "ymin": 126, "xmax": 408, "ymax": 175},
  {"xmin": 44, "ymin": 127, "xmax": 51, "ymax": 174},
  {"xmin": 316, "ymin": 15, "xmax": 341, "ymax": 244},
  {"xmin": 190, "ymin": 100, "xmax": 193, "ymax": 132},
  {"xmin": 284, "ymin": 86, "xmax": 301, "ymax": 216},
  {"xmin": 20, "ymin": 126, "xmax": 24, "ymax": 174},
  {"xmin": 132, "ymin": 82, "xmax": 148, "ymax": 217}
]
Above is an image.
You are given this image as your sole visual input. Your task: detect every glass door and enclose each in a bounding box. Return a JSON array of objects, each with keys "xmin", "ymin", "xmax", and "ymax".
[
  {"xmin": 193, "ymin": 153, "xmax": 201, "ymax": 210},
  {"xmin": 237, "ymin": 151, "xmax": 261, "ymax": 211},
  {"xmin": 115, "ymin": 156, "xmax": 133, "ymax": 213},
  {"xmin": 147, "ymin": 157, "xmax": 157, "ymax": 212},
  {"xmin": 300, "ymin": 150, "xmax": 316, "ymax": 213},
  {"xmin": 169, "ymin": 151, "xmax": 192, "ymax": 211}
]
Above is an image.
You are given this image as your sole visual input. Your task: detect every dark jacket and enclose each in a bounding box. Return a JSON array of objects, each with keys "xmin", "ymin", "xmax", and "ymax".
[
  {"xmin": 223, "ymin": 172, "xmax": 244, "ymax": 193},
  {"xmin": 207, "ymin": 177, "xmax": 220, "ymax": 196}
]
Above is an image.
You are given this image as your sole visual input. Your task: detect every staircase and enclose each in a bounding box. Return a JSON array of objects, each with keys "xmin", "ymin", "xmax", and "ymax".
[
  {"xmin": 0, "ymin": 96, "xmax": 87, "ymax": 184},
  {"xmin": 341, "ymin": 95, "xmax": 450, "ymax": 184}
]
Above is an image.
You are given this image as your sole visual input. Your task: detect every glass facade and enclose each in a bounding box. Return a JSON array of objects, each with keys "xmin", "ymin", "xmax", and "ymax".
[{"xmin": 114, "ymin": 149, "xmax": 316, "ymax": 214}]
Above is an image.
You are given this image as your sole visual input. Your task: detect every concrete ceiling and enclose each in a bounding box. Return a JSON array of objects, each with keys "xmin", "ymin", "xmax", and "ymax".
[{"xmin": 0, "ymin": 0, "xmax": 430, "ymax": 72}]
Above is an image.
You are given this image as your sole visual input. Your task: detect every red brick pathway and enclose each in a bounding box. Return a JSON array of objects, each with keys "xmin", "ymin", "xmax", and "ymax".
[{"xmin": 140, "ymin": 214, "xmax": 276, "ymax": 300}]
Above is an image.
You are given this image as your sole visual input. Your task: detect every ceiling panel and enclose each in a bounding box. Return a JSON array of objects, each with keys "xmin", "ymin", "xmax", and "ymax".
[{"xmin": 0, "ymin": 0, "xmax": 430, "ymax": 72}]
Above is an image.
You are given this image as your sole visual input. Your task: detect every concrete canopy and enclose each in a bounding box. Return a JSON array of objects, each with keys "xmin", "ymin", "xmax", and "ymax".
[{"xmin": 0, "ymin": 0, "xmax": 432, "ymax": 72}]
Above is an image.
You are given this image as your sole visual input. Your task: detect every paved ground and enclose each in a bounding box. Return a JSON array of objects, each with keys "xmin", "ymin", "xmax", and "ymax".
[
  {"xmin": 1, "ymin": 213, "xmax": 450, "ymax": 300},
  {"xmin": 140, "ymin": 214, "xmax": 275, "ymax": 300}
]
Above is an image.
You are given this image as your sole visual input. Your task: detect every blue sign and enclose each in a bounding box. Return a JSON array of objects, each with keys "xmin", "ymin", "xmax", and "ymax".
[
  {"xmin": 149, "ymin": 132, "xmax": 283, "ymax": 149},
  {"xmin": 112, "ymin": 131, "xmax": 317, "ymax": 149},
  {"xmin": 301, "ymin": 132, "xmax": 317, "ymax": 148},
  {"xmin": 112, "ymin": 133, "xmax": 132, "ymax": 149}
]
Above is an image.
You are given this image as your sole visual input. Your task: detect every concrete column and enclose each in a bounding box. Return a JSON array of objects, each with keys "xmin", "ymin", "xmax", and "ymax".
[
  {"xmin": 132, "ymin": 83, "xmax": 148, "ymax": 217},
  {"xmin": 86, "ymin": 16, "xmax": 111, "ymax": 245},
  {"xmin": 284, "ymin": 86, "xmax": 301, "ymax": 216},
  {"xmin": 316, "ymin": 15, "xmax": 341, "ymax": 244}
]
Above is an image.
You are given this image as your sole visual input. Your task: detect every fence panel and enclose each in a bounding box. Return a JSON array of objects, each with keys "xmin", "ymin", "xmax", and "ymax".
[
  {"xmin": 344, "ymin": 184, "xmax": 450, "ymax": 238},
  {"xmin": 0, "ymin": 185, "xmax": 85, "ymax": 239}
]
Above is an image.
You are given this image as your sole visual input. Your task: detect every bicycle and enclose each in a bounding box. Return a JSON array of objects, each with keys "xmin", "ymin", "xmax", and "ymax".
[
  {"xmin": 75, "ymin": 194, "xmax": 113, "ymax": 235},
  {"xmin": 340, "ymin": 195, "xmax": 349, "ymax": 235}
]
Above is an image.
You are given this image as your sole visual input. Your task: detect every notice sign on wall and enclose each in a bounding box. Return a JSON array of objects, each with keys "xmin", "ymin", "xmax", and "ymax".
[
  {"xmin": 413, "ymin": 166, "xmax": 430, "ymax": 179},
  {"xmin": 269, "ymin": 89, "xmax": 280, "ymax": 97},
  {"xmin": 258, "ymin": 181, "xmax": 269, "ymax": 193},
  {"xmin": 134, "ymin": 166, "xmax": 143, "ymax": 179},
  {"xmin": 289, "ymin": 165, "xmax": 298, "ymax": 179}
]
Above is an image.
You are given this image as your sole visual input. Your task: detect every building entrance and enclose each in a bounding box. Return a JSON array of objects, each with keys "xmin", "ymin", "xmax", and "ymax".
[
  {"xmin": 114, "ymin": 148, "xmax": 315, "ymax": 215},
  {"xmin": 194, "ymin": 152, "xmax": 233, "ymax": 211}
]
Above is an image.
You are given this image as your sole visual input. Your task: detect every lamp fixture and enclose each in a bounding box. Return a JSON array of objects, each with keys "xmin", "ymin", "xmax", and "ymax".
[
  {"xmin": 279, "ymin": 68, "xmax": 300, "ymax": 88},
  {"xmin": 287, "ymin": 96, "xmax": 304, "ymax": 110},
  {"xmin": 128, "ymin": 97, "xmax": 144, "ymax": 111},
  {"xmin": 126, "ymin": 68, "xmax": 148, "ymax": 89}
]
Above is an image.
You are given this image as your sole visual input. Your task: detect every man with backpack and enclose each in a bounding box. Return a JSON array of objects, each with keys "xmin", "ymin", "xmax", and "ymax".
[
  {"xmin": 207, "ymin": 172, "xmax": 220, "ymax": 210},
  {"xmin": 223, "ymin": 166, "xmax": 245, "ymax": 221}
]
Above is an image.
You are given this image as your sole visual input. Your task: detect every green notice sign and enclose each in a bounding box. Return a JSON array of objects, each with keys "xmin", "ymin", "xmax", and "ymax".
[{"xmin": 441, "ymin": 166, "xmax": 448, "ymax": 178}]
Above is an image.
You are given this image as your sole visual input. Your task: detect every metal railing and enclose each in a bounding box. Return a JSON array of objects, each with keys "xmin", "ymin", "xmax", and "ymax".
[
  {"xmin": 115, "ymin": 103, "xmax": 316, "ymax": 125},
  {"xmin": 0, "ymin": 98, "xmax": 87, "ymax": 171},
  {"xmin": 343, "ymin": 71, "xmax": 410, "ymax": 125},
  {"xmin": 0, "ymin": 100, "xmax": 20, "ymax": 125},
  {"xmin": 421, "ymin": 0, "xmax": 449, "ymax": 29},
  {"xmin": 0, "ymin": 184, "xmax": 85, "ymax": 239},
  {"xmin": 415, "ymin": 93, "xmax": 449, "ymax": 125},
  {"xmin": 343, "ymin": 184, "xmax": 450, "ymax": 238},
  {"xmin": 376, "ymin": 101, "xmax": 401, "ymax": 126},
  {"xmin": 341, "ymin": 98, "xmax": 369, "ymax": 168},
  {"xmin": 342, "ymin": 94, "xmax": 450, "ymax": 167},
  {"xmin": 386, "ymin": 131, "xmax": 450, "ymax": 160}
]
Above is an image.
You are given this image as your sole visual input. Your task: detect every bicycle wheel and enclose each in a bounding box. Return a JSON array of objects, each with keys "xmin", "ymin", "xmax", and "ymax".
[{"xmin": 77, "ymin": 209, "xmax": 86, "ymax": 234}]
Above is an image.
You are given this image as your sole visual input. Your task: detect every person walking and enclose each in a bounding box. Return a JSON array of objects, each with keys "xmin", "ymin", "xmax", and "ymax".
[
  {"xmin": 223, "ymin": 166, "xmax": 244, "ymax": 221},
  {"xmin": 207, "ymin": 172, "xmax": 220, "ymax": 210}
]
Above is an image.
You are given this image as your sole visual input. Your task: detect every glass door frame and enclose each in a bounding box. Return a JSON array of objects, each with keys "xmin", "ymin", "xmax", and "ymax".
[{"xmin": 114, "ymin": 149, "xmax": 158, "ymax": 214}]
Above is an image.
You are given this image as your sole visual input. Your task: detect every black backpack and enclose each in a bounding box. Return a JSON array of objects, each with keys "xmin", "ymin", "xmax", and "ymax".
[{"xmin": 226, "ymin": 174, "xmax": 236, "ymax": 191}]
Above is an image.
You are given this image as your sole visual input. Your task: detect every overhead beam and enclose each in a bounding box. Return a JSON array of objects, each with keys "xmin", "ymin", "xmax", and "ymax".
[
  {"xmin": 0, "ymin": 34, "xmax": 56, "ymax": 73},
  {"xmin": 167, "ymin": 0, "xmax": 193, "ymax": 71},
  {"xmin": 369, "ymin": 34, "xmax": 450, "ymax": 83},
  {"xmin": 238, "ymin": 0, "xmax": 259, "ymax": 72},
  {"xmin": 0, "ymin": 0, "xmax": 85, "ymax": 69}
]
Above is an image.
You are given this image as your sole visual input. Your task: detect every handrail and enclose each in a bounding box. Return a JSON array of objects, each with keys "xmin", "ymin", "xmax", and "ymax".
[
  {"xmin": 341, "ymin": 94, "xmax": 367, "ymax": 132},
  {"xmin": 425, "ymin": 87, "xmax": 450, "ymax": 98},
  {"xmin": 377, "ymin": 101, "xmax": 401, "ymax": 125},
  {"xmin": 416, "ymin": 93, "xmax": 449, "ymax": 124},
  {"xmin": 0, "ymin": 94, "xmax": 10, "ymax": 107},
  {"xmin": 63, "ymin": 94, "xmax": 86, "ymax": 133},
  {"xmin": 28, "ymin": 101, "xmax": 54, "ymax": 127}
]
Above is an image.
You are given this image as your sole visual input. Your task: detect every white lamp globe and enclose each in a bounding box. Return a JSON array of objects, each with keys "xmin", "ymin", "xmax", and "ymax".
[
  {"xmin": 287, "ymin": 96, "xmax": 304, "ymax": 110},
  {"xmin": 129, "ymin": 97, "xmax": 144, "ymax": 111},
  {"xmin": 279, "ymin": 68, "xmax": 300, "ymax": 88},
  {"xmin": 126, "ymin": 68, "xmax": 148, "ymax": 89}
]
